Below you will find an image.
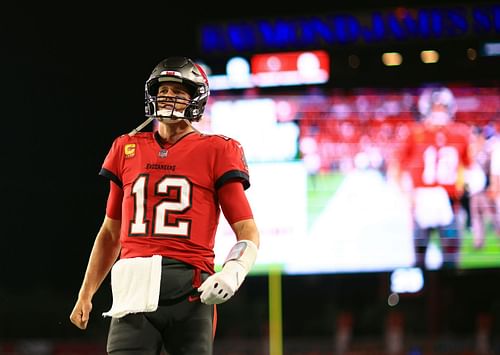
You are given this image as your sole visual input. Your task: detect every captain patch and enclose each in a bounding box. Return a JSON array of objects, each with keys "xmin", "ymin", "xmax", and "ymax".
[{"xmin": 124, "ymin": 144, "xmax": 136, "ymax": 158}]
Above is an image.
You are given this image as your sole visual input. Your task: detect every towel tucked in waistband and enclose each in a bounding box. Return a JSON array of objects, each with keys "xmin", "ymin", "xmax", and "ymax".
[{"xmin": 102, "ymin": 255, "xmax": 162, "ymax": 319}]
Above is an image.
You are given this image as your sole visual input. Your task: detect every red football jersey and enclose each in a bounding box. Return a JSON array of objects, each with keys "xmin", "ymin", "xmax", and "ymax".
[
  {"xmin": 99, "ymin": 131, "xmax": 250, "ymax": 274},
  {"xmin": 397, "ymin": 122, "xmax": 471, "ymax": 199}
]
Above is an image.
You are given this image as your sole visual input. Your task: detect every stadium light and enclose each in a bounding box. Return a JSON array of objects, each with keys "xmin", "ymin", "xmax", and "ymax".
[
  {"xmin": 382, "ymin": 52, "xmax": 403, "ymax": 66},
  {"xmin": 420, "ymin": 50, "xmax": 439, "ymax": 64}
]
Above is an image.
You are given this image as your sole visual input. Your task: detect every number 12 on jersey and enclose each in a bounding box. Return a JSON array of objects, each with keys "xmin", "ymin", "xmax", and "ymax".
[{"xmin": 129, "ymin": 174, "xmax": 193, "ymax": 238}]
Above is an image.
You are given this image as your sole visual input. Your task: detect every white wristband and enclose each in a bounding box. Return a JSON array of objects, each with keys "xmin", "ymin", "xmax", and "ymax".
[{"xmin": 223, "ymin": 239, "xmax": 258, "ymax": 276}]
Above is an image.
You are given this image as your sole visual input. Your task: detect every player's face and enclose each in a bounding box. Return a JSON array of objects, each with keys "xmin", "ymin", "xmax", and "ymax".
[
  {"xmin": 426, "ymin": 103, "xmax": 451, "ymax": 126},
  {"xmin": 157, "ymin": 82, "xmax": 191, "ymax": 113}
]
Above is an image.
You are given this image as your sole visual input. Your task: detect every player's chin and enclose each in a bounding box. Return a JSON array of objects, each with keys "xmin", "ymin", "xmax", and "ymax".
[{"xmin": 158, "ymin": 118, "xmax": 187, "ymax": 125}]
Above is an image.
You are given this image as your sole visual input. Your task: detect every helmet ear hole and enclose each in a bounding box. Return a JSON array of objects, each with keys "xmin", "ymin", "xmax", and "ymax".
[
  {"xmin": 145, "ymin": 100, "xmax": 156, "ymax": 116},
  {"xmin": 184, "ymin": 103, "xmax": 204, "ymax": 122}
]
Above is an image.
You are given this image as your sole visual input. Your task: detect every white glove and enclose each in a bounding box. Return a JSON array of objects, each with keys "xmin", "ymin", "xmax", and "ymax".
[
  {"xmin": 197, "ymin": 262, "xmax": 246, "ymax": 304},
  {"xmin": 198, "ymin": 240, "xmax": 258, "ymax": 305}
]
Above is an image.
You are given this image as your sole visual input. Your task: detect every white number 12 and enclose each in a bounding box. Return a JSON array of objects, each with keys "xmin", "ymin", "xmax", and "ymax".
[{"xmin": 129, "ymin": 174, "xmax": 192, "ymax": 238}]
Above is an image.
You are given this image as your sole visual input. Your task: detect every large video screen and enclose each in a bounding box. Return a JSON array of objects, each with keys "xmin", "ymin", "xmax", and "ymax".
[{"xmin": 193, "ymin": 85, "xmax": 500, "ymax": 275}]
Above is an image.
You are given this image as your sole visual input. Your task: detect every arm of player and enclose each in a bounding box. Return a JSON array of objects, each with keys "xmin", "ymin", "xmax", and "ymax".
[
  {"xmin": 198, "ymin": 219, "xmax": 259, "ymax": 305},
  {"xmin": 198, "ymin": 180, "xmax": 260, "ymax": 304},
  {"xmin": 69, "ymin": 216, "xmax": 121, "ymax": 329}
]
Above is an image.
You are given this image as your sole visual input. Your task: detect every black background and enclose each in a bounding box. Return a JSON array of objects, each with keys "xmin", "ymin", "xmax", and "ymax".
[{"xmin": 2, "ymin": 0, "xmax": 500, "ymax": 350}]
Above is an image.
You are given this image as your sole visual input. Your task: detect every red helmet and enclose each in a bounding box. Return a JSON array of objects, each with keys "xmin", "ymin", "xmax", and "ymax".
[{"xmin": 145, "ymin": 56, "xmax": 209, "ymax": 122}]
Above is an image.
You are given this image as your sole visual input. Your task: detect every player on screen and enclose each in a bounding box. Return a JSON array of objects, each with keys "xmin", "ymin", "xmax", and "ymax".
[
  {"xmin": 484, "ymin": 123, "xmax": 500, "ymax": 241},
  {"xmin": 466, "ymin": 124, "xmax": 500, "ymax": 249},
  {"xmin": 391, "ymin": 86, "xmax": 471, "ymax": 269},
  {"xmin": 69, "ymin": 56, "xmax": 260, "ymax": 355}
]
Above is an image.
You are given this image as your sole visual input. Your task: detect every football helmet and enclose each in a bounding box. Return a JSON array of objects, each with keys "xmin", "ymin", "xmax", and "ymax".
[
  {"xmin": 417, "ymin": 86, "xmax": 457, "ymax": 125},
  {"xmin": 145, "ymin": 56, "xmax": 209, "ymax": 122}
]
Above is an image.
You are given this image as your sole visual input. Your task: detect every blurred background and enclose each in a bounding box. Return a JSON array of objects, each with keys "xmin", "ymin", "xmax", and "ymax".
[{"xmin": 2, "ymin": 1, "xmax": 500, "ymax": 354}]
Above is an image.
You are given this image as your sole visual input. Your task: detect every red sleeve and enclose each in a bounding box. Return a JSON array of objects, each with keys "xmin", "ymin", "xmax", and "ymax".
[
  {"xmin": 460, "ymin": 126, "xmax": 472, "ymax": 168},
  {"xmin": 217, "ymin": 180, "xmax": 253, "ymax": 225},
  {"xmin": 214, "ymin": 138, "xmax": 250, "ymax": 190},
  {"xmin": 99, "ymin": 136, "xmax": 125, "ymax": 188},
  {"xmin": 106, "ymin": 180, "xmax": 123, "ymax": 220}
]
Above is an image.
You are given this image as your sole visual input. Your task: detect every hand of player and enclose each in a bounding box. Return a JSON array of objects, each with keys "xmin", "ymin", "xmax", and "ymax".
[
  {"xmin": 69, "ymin": 298, "xmax": 93, "ymax": 330},
  {"xmin": 197, "ymin": 264, "xmax": 244, "ymax": 305},
  {"xmin": 198, "ymin": 239, "xmax": 258, "ymax": 305}
]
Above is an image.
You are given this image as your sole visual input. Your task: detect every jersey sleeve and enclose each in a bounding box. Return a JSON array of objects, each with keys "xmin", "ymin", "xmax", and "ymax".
[
  {"xmin": 218, "ymin": 180, "xmax": 254, "ymax": 224},
  {"xmin": 214, "ymin": 138, "xmax": 250, "ymax": 190},
  {"xmin": 99, "ymin": 136, "xmax": 125, "ymax": 188},
  {"xmin": 106, "ymin": 179, "xmax": 123, "ymax": 220},
  {"xmin": 459, "ymin": 126, "xmax": 472, "ymax": 168}
]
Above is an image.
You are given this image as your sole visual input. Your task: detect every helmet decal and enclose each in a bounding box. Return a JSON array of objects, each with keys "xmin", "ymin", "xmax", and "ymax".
[
  {"xmin": 159, "ymin": 70, "xmax": 182, "ymax": 78},
  {"xmin": 194, "ymin": 63, "xmax": 209, "ymax": 85}
]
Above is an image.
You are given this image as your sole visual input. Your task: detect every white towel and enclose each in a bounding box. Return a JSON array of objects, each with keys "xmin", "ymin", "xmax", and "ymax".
[
  {"xmin": 102, "ymin": 255, "xmax": 162, "ymax": 318},
  {"xmin": 414, "ymin": 186, "xmax": 454, "ymax": 229}
]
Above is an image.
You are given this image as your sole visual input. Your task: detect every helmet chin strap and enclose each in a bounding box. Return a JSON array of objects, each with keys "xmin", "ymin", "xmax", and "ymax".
[
  {"xmin": 156, "ymin": 109, "xmax": 185, "ymax": 119},
  {"xmin": 129, "ymin": 109, "xmax": 191, "ymax": 136},
  {"xmin": 155, "ymin": 109, "xmax": 193, "ymax": 125},
  {"xmin": 128, "ymin": 116, "xmax": 155, "ymax": 136}
]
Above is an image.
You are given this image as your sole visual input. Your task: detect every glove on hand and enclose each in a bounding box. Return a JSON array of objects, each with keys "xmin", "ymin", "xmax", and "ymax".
[
  {"xmin": 198, "ymin": 262, "xmax": 246, "ymax": 304},
  {"xmin": 198, "ymin": 240, "xmax": 258, "ymax": 305}
]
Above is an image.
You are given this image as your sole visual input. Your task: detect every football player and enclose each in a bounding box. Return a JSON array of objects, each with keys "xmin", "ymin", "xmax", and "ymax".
[
  {"xmin": 391, "ymin": 86, "xmax": 471, "ymax": 269},
  {"xmin": 69, "ymin": 56, "xmax": 260, "ymax": 355},
  {"xmin": 466, "ymin": 124, "xmax": 500, "ymax": 249}
]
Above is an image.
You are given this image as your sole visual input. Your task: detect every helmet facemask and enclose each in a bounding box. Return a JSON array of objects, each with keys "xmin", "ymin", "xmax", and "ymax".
[{"xmin": 147, "ymin": 91, "xmax": 194, "ymax": 122}]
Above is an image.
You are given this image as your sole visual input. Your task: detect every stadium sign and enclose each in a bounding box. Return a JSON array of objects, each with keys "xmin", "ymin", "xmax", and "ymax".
[{"xmin": 200, "ymin": 3, "xmax": 500, "ymax": 54}]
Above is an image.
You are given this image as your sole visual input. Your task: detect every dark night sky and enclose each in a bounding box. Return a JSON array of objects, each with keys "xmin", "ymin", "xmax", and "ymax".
[{"xmin": 2, "ymin": 0, "xmax": 500, "ymax": 342}]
